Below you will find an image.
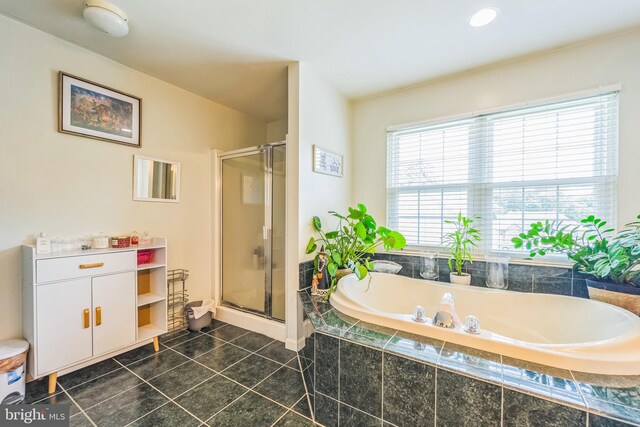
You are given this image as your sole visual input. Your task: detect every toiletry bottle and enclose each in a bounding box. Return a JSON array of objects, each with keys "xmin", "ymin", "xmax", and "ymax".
[
  {"xmin": 131, "ymin": 231, "xmax": 139, "ymax": 246},
  {"xmin": 36, "ymin": 232, "xmax": 51, "ymax": 254}
]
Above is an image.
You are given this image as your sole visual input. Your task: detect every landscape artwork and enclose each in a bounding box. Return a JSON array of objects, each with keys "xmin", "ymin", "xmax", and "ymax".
[
  {"xmin": 59, "ymin": 72, "xmax": 141, "ymax": 147},
  {"xmin": 70, "ymin": 85, "xmax": 133, "ymax": 138}
]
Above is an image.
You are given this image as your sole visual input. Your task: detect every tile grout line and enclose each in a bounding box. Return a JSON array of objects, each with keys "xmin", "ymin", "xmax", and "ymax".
[
  {"xmin": 202, "ymin": 389, "xmax": 252, "ymax": 425},
  {"xmin": 316, "ymin": 390, "xmax": 387, "ymax": 424},
  {"xmin": 57, "ymin": 382, "xmax": 98, "ymax": 427},
  {"xmin": 269, "ymin": 410, "xmax": 290, "ymax": 427},
  {"xmin": 144, "ymin": 358, "xmax": 194, "ymax": 382},
  {"xmin": 292, "ymin": 395, "xmax": 316, "ymax": 423},
  {"xmin": 113, "ymin": 357, "xmax": 209, "ymax": 426},
  {"xmin": 49, "ymin": 358, "xmax": 128, "ymax": 395},
  {"xmin": 166, "ymin": 344, "xmax": 305, "ymax": 416},
  {"xmin": 122, "ymin": 401, "xmax": 172, "ymax": 427},
  {"xmin": 67, "ymin": 377, "xmax": 150, "ymax": 413}
]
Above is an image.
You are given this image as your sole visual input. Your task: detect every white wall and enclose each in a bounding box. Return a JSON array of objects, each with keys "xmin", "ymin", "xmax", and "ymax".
[
  {"xmin": 283, "ymin": 62, "xmax": 351, "ymax": 349},
  {"xmin": 0, "ymin": 15, "xmax": 266, "ymax": 341},
  {"xmin": 352, "ymin": 29, "xmax": 640, "ymax": 229},
  {"xmin": 297, "ymin": 63, "xmax": 352, "ymax": 261}
]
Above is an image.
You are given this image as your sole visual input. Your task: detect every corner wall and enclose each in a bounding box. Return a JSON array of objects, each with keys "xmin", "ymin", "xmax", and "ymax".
[
  {"xmin": 352, "ymin": 29, "xmax": 640, "ymax": 228},
  {"xmin": 285, "ymin": 62, "xmax": 351, "ymax": 349},
  {"xmin": 0, "ymin": 15, "xmax": 266, "ymax": 341}
]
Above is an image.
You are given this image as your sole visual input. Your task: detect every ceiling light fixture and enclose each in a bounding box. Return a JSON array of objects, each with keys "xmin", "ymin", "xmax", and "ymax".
[
  {"xmin": 83, "ymin": 0, "xmax": 129, "ymax": 37},
  {"xmin": 469, "ymin": 8, "xmax": 498, "ymax": 27}
]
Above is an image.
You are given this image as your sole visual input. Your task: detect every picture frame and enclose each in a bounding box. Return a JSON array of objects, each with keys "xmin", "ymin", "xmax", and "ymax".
[
  {"xmin": 59, "ymin": 72, "xmax": 141, "ymax": 147},
  {"xmin": 313, "ymin": 145, "xmax": 343, "ymax": 177}
]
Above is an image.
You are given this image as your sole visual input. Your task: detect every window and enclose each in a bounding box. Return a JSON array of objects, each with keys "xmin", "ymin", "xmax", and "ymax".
[{"xmin": 386, "ymin": 91, "xmax": 619, "ymax": 254}]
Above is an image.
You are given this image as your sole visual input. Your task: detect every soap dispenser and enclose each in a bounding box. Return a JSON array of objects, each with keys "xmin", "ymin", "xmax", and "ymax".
[{"xmin": 36, "ymin": 232, "xmax": 51, "ymax": 254}]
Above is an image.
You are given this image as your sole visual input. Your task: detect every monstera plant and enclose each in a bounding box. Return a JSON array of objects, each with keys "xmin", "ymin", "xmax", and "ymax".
[{"xmin": 305, "ymin": 203, "xmax": 407, "ymax": 297}]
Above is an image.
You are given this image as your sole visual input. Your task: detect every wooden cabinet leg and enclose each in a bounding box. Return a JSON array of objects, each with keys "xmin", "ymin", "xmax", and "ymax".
[
  {"xmin": 153, "ymin": 336, "xmax": 159, "ymax": 352},
  {"xmin": 48, "ymin": 372, "xmax": 57, "ymax": 394}
]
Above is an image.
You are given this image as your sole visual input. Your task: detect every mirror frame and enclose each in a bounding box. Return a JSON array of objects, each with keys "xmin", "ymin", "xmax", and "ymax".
[{"xmin": 133, "ymin": 154, "xmax": 181, "ymax": 203}]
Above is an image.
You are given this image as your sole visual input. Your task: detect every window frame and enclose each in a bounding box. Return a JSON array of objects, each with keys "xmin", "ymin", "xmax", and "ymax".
[{"xmin": 385, "ymin": 87, "xmax": 620, "ymax": 261}]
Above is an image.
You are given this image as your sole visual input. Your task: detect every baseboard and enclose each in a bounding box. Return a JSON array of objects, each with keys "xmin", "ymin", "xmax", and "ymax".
[{"xmin": 215, "ymin": 306, "xmax": 286, "ymax": 342}]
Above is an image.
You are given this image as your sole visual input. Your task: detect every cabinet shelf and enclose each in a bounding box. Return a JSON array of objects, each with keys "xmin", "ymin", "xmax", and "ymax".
[
  {"xmin": 137, "ymin": 263, "xmax": 166, "ymax": 271},
  {"xmin": 137, "ymin": 324, "xmax": 166, "ymax": 341},
  {"xmin": 137, "ymin": 293, "xmax": 166, "ymax": 306}
]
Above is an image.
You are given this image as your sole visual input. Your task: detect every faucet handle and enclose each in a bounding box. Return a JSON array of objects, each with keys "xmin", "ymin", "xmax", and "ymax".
[
  {"xmin": 464, "ymin": 315, "xmax": 481, "ymax": 334},
  {"xmin": 412, "ymin": 306, "xmax": 428, "ymax": 323}
]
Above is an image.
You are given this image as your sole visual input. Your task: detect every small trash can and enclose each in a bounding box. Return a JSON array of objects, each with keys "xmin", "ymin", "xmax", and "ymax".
[
  {"xmin": 185, "ymin": 301, "xmax": 213, "ymax": 332},
  {"xmin": 0, "ymin": 339, "xmax": 29, "ymax": 404}
]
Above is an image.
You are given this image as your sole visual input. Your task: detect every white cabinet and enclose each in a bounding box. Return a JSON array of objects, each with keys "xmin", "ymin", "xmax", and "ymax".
[
  {"xmin": 92, "ymin": 272, "xmax": 136, "ymax": 356},
  {"xmin": 22, "ymin": 239, "xmax": 167, "ymax": 394},
  {"xmin": 36, "ymin": 278, "xmax": 93, "ymax": 374}
]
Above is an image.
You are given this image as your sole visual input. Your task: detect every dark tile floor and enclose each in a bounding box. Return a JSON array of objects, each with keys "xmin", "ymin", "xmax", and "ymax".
[{"xmin": 24, "ymin": 320, "xmax": 315, "ymax": 426}]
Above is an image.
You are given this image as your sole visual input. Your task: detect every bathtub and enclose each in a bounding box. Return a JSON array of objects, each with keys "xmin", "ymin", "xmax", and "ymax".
[{"xmin": 330, "ymin": 272, "xmax": 640, "ymax": 375}]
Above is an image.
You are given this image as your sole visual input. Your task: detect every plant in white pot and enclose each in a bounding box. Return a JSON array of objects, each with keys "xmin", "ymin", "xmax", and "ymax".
[
  {"xmin": 512, "ymin": 215, "xmax": 640, "ymax": 314},
  {"xmin": 443, "ymin": 213, "xmax": 480, "ymax": 286}
]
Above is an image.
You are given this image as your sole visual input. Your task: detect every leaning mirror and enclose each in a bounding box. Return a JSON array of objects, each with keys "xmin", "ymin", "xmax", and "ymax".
[{"xmin": 133, "ymin": 155, "xmax": 181, "ymax": 202}]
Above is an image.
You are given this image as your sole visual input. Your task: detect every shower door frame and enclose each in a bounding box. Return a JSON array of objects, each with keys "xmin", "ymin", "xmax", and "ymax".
[{"xmin": 218, "ymin": 142, "xmax": 285, "ymax": 322}]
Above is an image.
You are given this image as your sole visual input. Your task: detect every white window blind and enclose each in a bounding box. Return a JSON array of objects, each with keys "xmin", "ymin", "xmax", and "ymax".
[{"xmin": 386, "ymin": 91, "xmax": 619, "ymax": 254}]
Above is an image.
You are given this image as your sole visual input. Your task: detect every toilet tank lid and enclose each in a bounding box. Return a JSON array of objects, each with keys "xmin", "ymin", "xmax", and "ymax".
[{"xmin": 0, "ymin": 339, "xmax": 29, "ymax": 359}]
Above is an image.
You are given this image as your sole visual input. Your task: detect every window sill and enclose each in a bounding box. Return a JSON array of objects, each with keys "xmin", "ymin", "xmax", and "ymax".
[{"xmin": 386, "ymin": 247, "xmax": 574, "ymax": 269}]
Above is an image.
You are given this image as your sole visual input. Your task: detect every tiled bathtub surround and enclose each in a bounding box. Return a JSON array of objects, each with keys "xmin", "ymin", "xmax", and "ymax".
[
  {"xmin": 299, "ymin": 253, "xmax": 590, "ymax": 298},
  {"xmin": 298, "ymin": 289, "xmax": 640, "ymax": 427}
]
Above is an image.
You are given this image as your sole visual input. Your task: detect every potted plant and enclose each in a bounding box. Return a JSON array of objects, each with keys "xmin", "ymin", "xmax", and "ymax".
[
  {"xmin": 511, "ymin": 215, "xmax": 640, "ymax": 314},
  {"xmin": 305, "ymin": 203, "xmax": 407, "ymax": 297},
  {"xmin": 443, "ymin": 213, "xmax": 480, "ymax": 286}
]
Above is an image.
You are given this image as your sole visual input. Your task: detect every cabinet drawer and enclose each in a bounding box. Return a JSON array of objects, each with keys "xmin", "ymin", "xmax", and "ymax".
[{"xmin": 36, "ymin": 251, "xmax": 136, "ymax": 283}]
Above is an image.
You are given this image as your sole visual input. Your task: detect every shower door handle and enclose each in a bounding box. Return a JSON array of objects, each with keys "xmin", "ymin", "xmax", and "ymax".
[{"xmin": 263, "ymin": 225, "xmax": 268, "ymax": 240}]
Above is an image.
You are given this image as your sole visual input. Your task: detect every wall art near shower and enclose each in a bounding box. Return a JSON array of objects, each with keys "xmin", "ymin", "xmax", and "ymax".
[
  {"xmin": 59, "ymin": 72, "xmax": 141, "ymax": 147},
  {"xmin": 313, "ymin": 145, "xmax": 343, "ymax": 177}
]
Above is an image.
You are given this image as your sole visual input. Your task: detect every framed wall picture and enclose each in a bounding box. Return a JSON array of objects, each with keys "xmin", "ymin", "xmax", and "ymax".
[
  {"xmin": 313, "ymin": 145, "xmax": 343, "ymax": 177},
  {"xmin": 59, "ymin": 72, "xmax": 141, "ymax": 147}
]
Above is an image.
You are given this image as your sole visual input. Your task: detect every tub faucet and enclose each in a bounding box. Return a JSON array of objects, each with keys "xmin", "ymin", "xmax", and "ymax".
[{"xmin": 433, "ymin": 293, "xmax": 462, "ymax": 328}]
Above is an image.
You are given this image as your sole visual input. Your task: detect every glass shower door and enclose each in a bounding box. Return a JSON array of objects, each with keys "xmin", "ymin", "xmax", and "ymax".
[{"xmin": 221, "ymin": 150, "xmax": 267, "ymax": 314}]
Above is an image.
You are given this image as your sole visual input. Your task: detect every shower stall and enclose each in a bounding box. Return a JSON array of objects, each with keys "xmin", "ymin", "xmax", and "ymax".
[{"xmin": 218, "ymin": 143, "xmax": 286, "ymax": 321}]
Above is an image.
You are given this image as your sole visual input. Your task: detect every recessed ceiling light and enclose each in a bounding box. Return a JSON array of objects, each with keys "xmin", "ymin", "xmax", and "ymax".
[
  {"xmin": 83, "ymin": 0, "xmax": 129, "ymax": 37},
  {"xmin": 469, "ymin": 8, "xmax": 498, "ymax": 27}
]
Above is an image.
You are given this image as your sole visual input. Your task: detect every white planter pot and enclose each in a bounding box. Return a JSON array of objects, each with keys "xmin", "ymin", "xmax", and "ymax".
[{"xmin": 450, "ymin": 272, "xmax": 471, "ymax": 286}]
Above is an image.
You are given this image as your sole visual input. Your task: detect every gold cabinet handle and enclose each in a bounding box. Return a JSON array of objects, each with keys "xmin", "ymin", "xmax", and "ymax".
[
  {"xmin": 83, "ymin": 309, "xmax": 90, "ymax": 328},
  {"xmin": 79, "ymin": 262, "xmax": 104, "ymax": 269},
  {"xmin": 95, "ymin": 307, "xmax": 102, "ymax": 326}
]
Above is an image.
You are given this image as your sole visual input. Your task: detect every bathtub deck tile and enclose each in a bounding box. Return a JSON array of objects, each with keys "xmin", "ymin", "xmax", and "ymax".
[
  {"xmin": 341, "ymin": 320, "xmax": 396, "ymax": 349},
  {"xmin": 384, "ymin": 331, "xmax": 443, "ymax": 366},
  {"xmin": 502, "ymin": 356, "xmax": 585, "ymax": 407},
  {"xmin": 321, "ymin": 309, "xmax": 358, "ymax": 333},
  {"xmin": 582, "ymin": 398, "xmax": 640, "ymax": 427},
  {"xmin": 532, "ymin": 275, "xmax": 572, "ymax": 296},
  {"xmin": 572, "ymin": 372, "xmax": 640, "ymax": 411},
  {"xmin": 438, "ymin": 342, "xmax": 503, "ymax": 385}
]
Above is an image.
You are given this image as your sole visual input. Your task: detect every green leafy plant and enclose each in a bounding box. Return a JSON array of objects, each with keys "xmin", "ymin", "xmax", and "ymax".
[
  {"xmin": 511, "ymin": 215, "xmax": 640, "ymax": 286},
  {"xmin": 443, "ymin": 212, "xmax": 481, "ymax": 276},
  {"xmin": 305, "ymin": 203, "xmax": 407, "ymax": 296}
]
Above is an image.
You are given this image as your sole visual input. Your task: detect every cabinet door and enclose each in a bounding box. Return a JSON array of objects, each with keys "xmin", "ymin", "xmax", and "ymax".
[
  {"xmin": 36, "ymin": 278, "xmax": 93, "ymax": 375},
  {"xmin": 92, "ymin": 271, "xmax": 136, "ymax": 356}
]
